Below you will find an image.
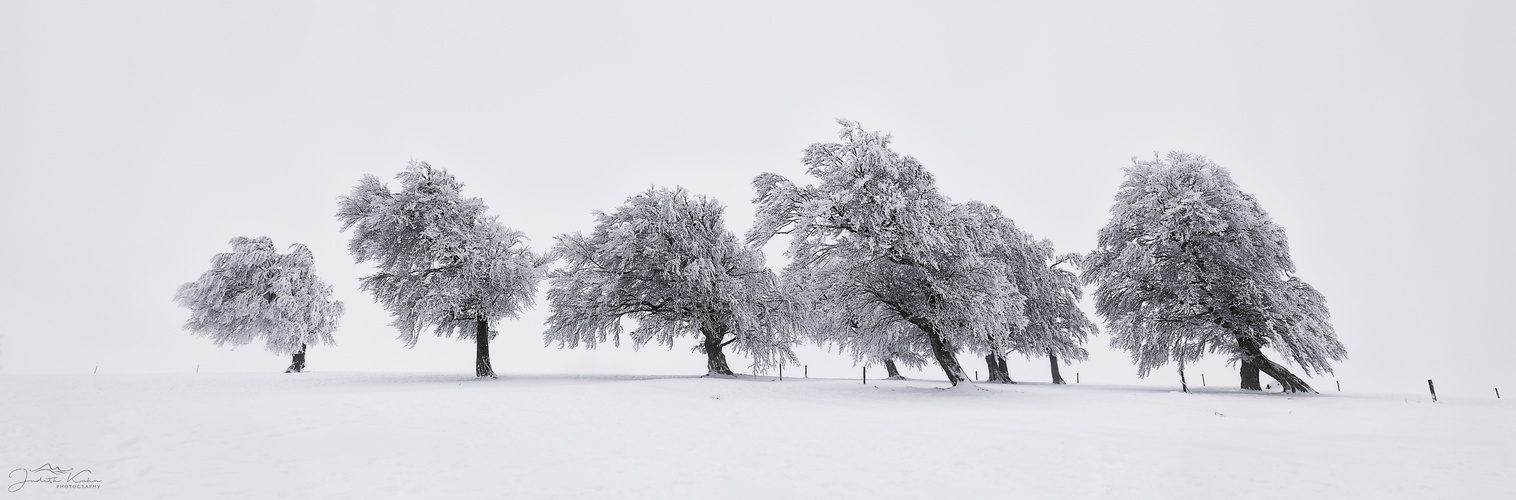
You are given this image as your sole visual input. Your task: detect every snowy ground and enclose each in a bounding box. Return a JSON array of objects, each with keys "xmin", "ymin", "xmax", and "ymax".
[{"xmin": 2, "ymin": 373, "xmax": 1511, "ymax": 499}]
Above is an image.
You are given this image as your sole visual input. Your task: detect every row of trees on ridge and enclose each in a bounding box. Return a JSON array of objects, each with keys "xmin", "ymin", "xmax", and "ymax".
[{"xmin": 174, "ymin": 120, "xmax": 1346, "ymax": 392}]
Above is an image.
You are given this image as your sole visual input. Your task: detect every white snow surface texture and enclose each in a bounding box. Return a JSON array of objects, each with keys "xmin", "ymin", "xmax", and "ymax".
[{"xmin": 2, "ymin": 373, "xmax": 1510, "ymax": 499}]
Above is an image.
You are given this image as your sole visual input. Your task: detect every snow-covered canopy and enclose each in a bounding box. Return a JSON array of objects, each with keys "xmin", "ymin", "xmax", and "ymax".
[{"xmin": 174, "ymin": 236, "xmax": 344, "ymax": 355}]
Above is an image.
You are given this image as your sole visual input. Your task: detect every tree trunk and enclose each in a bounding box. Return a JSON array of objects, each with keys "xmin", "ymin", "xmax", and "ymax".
[
  {"xmin": 1179, "ymin": 361, "xmax": 1189, "ymax": 393},
  {"xmin": 1048, "ymin": 348, "xmax": 1066, "ymax": 384},
  {"xmin": 285, "ymin": 343, "xmax": 307, "ymax": 373},
  {"xmin": 702, "ymin": 327, "xmax": 734, "ymax": 376},
  {"xmin": 901, "ymin": 315, "xmax": 970, "ymax": 386},
  {"xmin": 1236, "ymin": 337, "xmax": 1313, "ymax": 393},
  {"xmin": 984, "ymin": 354, "xmax": 1014, "ymax": 383},
  {"xmin": 476, "ymin": 318, "xmax": 496, "ymax": 378},
  {"xmin": 1240, "ymin": 360, "xmax": 1261, "ymax": 390},
  {"xmin": 884, "ymin": 359, "xmax": 905, "ymax": 380},
  {"xmin": 913, "ymin": 322, "xmax": 969, "ymax": 386}
]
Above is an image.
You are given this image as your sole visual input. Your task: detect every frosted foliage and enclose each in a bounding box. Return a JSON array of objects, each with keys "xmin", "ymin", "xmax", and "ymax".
[
  {"xmin": 336, "ymin": 161, "xmax": 550, "ymax": 346},
  {"xmin": 174, "ymin": 237, "xmax": 344, "ymax": 354},
  {"xmin": 545, "ymin": 187, "xmax": 796, "ymax": 371},
  {"xmin": 1083, "ymin": 152, "xmax": 1345, "ymax": 377},
  {"xmin": 816, "ymin": 309, "xmax": 934, "ymax": 370},
  {"xmin": 962, "ymin": 202, "xmax": 1097, "ymax": 363},
  {"xmin": 750, "ymin": 120, "xmax": 1034, "ymax": 383}
]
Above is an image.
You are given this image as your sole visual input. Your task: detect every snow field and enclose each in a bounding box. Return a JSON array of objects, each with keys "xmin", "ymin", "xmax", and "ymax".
[{"xmin": 2, "ymin": 373, "xmax": 1511, "ymax": 499}]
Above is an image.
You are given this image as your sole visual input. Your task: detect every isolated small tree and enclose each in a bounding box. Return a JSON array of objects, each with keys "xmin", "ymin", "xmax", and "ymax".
[
  {"xmin": 174, "ymin": 237, "xmax": 344, "ymax": 372},
  {"xmin": 751, "ymin": 120, "xmax": 1027, "ymax": 386},
  {"xmin": 545, "ymin": 187, "xmax": 795, "ymax": 376},
  {"xmin": 1083, "ymin": 152, "xmax": 1345, "ymax": 393},
  {"xmin": 337, "ymin": 161, "xmax": 550, "ymax": 378}
]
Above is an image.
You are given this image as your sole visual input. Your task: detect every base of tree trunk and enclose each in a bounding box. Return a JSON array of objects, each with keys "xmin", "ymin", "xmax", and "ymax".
[
  {"xmin": 1240, "ymin": 361, "xmax": 1261, "ymax": 390},
  {"xmin": 984, "ymin": 354, "xmax": 1015, "ymax": 383},
  {"xmin": 915, "ymin": 322, "xmax": 969, "ymax": 386},
  {"xmin": 285, "ymin": 343, "xmax": 307, "ymax": 373},
  {"xmin": 884, "ymin": 359, "xmax": 906, "ymax": 380},
  {"xmin": 1237, "ymin": 337, "xmax": 1312, "ymax": 393},
  {"xmin": 703, "ymin": 330, "xmax": 735, "ymax": 376},
  {"xmin": 1048, "ymin": 348, "xmax": 1066, "ymax": 384},
  {"xmin": 476, "ymin": 319, "xmax": 496, "ymax": 378}
]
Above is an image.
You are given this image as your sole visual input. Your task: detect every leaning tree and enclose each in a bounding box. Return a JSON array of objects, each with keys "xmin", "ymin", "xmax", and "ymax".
[
  {"xmin": 544, "ymin": 187, "xmax": 796, "ymax": 376},
  {"xmin": 337, "ymin": 161, "xmax": 550, "ymax": 378},
  {"xmin": 750, "ymin": 120, "xmax": 1027, "ymax": 386},
  {"xmin": 1083, "ymin": 152, "xmax": 1344, "ymax": 393},
  {"xmin": 960, "ymin": 202, "xmax": 1096, "ymax": 384},
  {"xmin": 174, "ymin": 236, "xmax": 344, "ymax": 373},
  {"xmin": 1020, "ymin": 247, "xmax": 1097, "ymax": 385}
]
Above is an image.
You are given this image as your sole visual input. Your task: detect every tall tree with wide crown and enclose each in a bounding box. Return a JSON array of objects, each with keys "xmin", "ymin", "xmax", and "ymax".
[
  {"xmin": 544, "ymin": 187, "xmax": 796, "ymax": 376},
  {"xmin": 1083, "ymin": 152, "xmax": 1344, "ymax": 393},
  {"xmin": 337, "ymin": 160, "xmax": 550, "ymax": 378},
  {"xmin": 750, "ymin": 120, "xmax": 1028, "ymax": 386}
]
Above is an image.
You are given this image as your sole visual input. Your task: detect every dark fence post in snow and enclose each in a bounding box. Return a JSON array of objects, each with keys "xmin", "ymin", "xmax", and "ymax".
[
  {"xmin": 1496, "ymin": 388, "xmax": 1501, "ymax": 399},
  {"xmin": 804, "ymin": 365, "xmax": 808, "ymax": 378},
  {"xmin": 778, "ymin": 364, "xmax": 783, "ymax": 381},
  {"xmin": 863, "ymin": 366, "xmax": 867, "ymax": 385},
  {"xmin": 93, "ymin": 366, "xmax": 98, "ymax": 374},
  {"xmin": 1077, "ymin": 373, "xmax": 1080, "ymax": 384},
  {"xmin": 1336, "ymin": 381, "xmax": 1341, "ymax": 392},
  {"xmin": 1202, "ymin": 374, "xmax": 1206, "ymax": 386},
  {"xmin": 1428, "ymin": 379, "xmax": 1438, "ymax": 402},
  {"xmin": 975, "ymin": 370, "xmax": 979, "ymax": 381}
]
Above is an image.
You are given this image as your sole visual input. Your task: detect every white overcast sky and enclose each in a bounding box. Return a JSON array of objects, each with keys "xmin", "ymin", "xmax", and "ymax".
[{"xmin": 2, "ymin": 1, "xmax": 1512, "ymax": 397}]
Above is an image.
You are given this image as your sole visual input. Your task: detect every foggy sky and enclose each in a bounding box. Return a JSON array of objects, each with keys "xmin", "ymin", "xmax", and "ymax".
[{"xmin": 3, "ymin": 1, "xmax": 1512, "ymax": 398}]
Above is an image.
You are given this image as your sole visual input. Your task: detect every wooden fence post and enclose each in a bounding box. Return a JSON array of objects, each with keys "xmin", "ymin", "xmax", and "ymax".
[{"xmin": 1428, "ymin": 379, "xmax": 1438, "ymax": 402}]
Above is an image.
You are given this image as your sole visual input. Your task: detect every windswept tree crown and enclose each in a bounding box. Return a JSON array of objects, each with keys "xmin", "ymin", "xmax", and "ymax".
[
  {"xmin": 336, "ymin": 160, "xmax": 550, "ymax": 347},
  {"xmin": 749, "ymin": 120, "xmax": 1040, "ymax": 384},
  {"xmin": 545, "ymin": 186, "xmax": 796, "ymax": 372},
  {"xmin": 175, "ymin": 236, "xmax": 344, "ymax": 355},
  {"xmin": 1084, "ymin": 152, "xmax": 1344, "ymax": 380}
]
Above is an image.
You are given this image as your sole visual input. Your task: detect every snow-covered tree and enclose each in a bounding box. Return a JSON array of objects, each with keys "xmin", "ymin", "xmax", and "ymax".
[
  {"xmin": 174, "ymin": 237, "xmax": 344, "ymax": 373},
  {"xmin": 1023, "ymin": 250, "xmax": 1097, "ymax": 385},
  {"xmin": 750, "ymin": 120, "xmax": 1028, "ymax": 386},
  {"xmin": 1083, "ymin": 152, "xmax": 1345, "ymax": 393},
  {"xmin": 337, "ymin": 161, "xmax": 550, "ymax": 378},
  {"xmin": 810, "ymin": 307, "xmax": 930, "ymax": 380},
  {"xmin": 544, "ymin": 187, "xmax": 795, "ymax": 376},
  {"xmin": 960, "ymin": 202, "xmax": 1097, "ymax": 384}
]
